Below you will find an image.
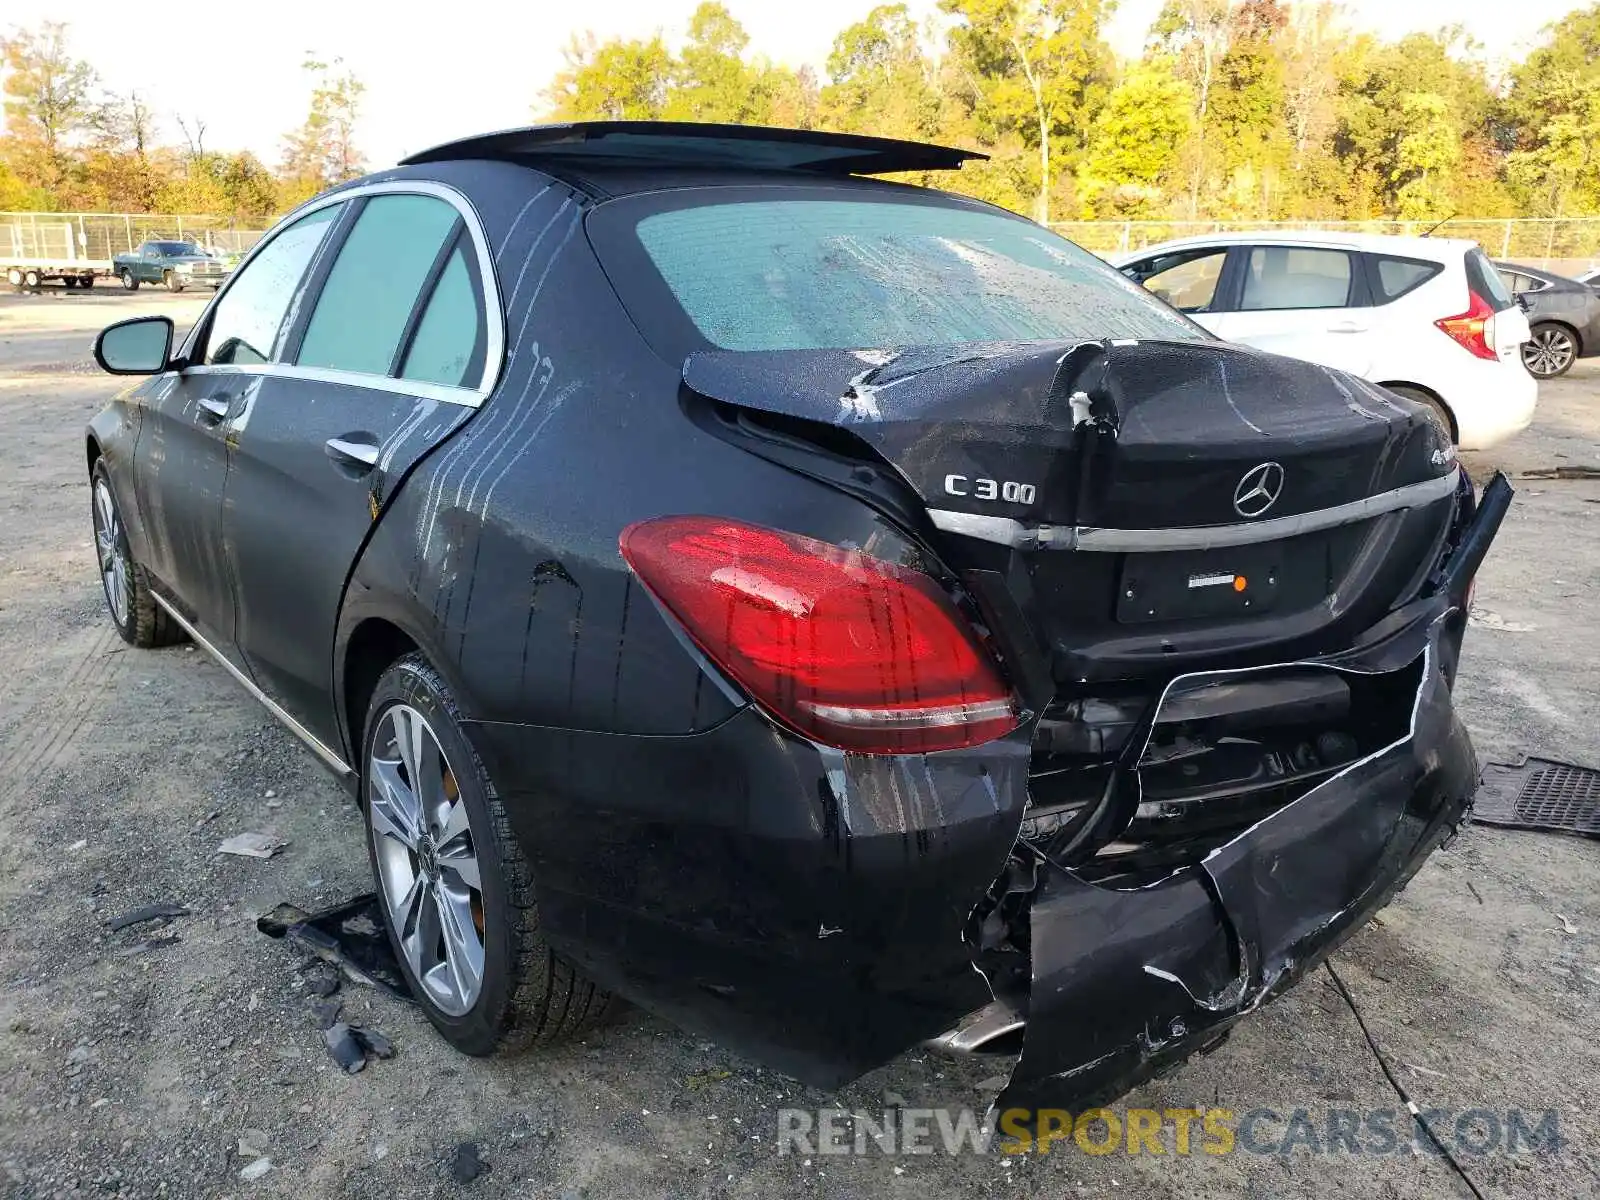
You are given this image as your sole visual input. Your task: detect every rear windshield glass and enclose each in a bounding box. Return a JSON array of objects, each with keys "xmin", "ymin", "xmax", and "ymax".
[{"xmin": 616, "ymin": 195, "xmax": 1202, "ymax": 352}]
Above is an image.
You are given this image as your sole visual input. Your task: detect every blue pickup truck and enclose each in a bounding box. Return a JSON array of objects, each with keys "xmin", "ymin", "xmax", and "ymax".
[{"xmin": 112, "ymin": 241, "xmax": 232, "ymax": 292}]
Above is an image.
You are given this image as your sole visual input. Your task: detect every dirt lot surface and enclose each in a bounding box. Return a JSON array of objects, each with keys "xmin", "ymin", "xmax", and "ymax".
[{"xmin": 2, "ymin": 287, "xmax": 1598, "ymax": 1199}]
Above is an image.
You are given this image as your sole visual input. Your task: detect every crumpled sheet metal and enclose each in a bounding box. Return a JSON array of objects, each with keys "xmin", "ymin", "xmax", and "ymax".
[{"xmin": 996, "ymin": 611, "xmax": 1476, "ymax": 1116}]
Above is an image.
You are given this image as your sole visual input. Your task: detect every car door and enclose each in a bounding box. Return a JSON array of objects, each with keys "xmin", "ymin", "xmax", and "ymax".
[
  {"xmin": 1119, "ymin": 246, "xmax": 1232, "ymax": 335},
  {"xmin": 1207, "ymin": 244, "xmax": 1374, "ymax": 375},
  {"xmin": 131, "ymin": 208, "xmax": 343, "ymax": 657},
  {"xmin": 219, "ymin": 186, "xmax": 495, "ymax": 748}
]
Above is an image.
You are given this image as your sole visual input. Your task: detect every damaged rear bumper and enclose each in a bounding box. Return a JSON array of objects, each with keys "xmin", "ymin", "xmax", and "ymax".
[{"xmin": 994, "ymin": 609, "xmax": 1475, "ymax": 1113}]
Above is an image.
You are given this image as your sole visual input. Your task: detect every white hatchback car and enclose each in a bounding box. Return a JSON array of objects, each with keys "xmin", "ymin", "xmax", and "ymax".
[{"xmin": 1112, "ymin": 231, "xmax": 1536, "ymax": 449}]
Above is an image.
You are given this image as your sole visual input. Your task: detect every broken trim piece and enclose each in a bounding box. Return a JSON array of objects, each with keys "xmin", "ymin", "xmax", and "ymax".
[{"xmin": 929, "ymin": 468, "xmax": 1460, "ymax": 552}]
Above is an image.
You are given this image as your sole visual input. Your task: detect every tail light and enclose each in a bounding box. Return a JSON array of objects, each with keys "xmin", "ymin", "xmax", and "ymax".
[
  {"xmin": 1435, "ymin": 292, "xmax": 1499, "ymax": 361},
  {"xmin": 619, "ymin": 516, "xmax": 1019, "ymax": 754}
]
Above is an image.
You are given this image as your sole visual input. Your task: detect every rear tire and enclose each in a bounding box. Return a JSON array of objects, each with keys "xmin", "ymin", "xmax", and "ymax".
[
  {"xmin": 120, "ymin": 269, "xmax": 139, "ymax": 291},
  {"xmin": 79, "ymin": 274, "xmax": 95, "ymax": 289},
  {"xmin": 1384, "ymin": 385, "xmax": 1454, "ymax": 444},
  {"xmin": 90, "ymin": 460, "xmax": 184, "ymax": 648},
  {"xmin": 64, "ymin": 276, "xmax": 78, "ymax": 290},
  {"xmin": 1523, "ymin": 323, "xmax": 1577, "ymax": 379},
  {"xmin": 362, "ymin": 654, "xmax": 617, "ymax": 1056},
  {"xmin": 23, "ymin": 269, "xmax": 41, "ymax": 291}
]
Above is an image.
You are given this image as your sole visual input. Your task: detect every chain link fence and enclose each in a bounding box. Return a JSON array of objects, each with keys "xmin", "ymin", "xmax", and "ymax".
[
  {"xmin": 1049, "ymin": 217, "xmax": 1600, "ymax": 274},
  {"xmin": 1, "ymin": 212, "xmax": 267, "ymax": 265},
  {"xmin": 6, "ymin": 210, "xmax": 1599, "ymax": 276}
]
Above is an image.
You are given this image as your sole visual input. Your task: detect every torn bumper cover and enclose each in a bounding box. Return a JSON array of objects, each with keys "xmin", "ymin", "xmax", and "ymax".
[{"xmin": 996, "ymin": 607, "xmax": 1474, "ymax": 1114}]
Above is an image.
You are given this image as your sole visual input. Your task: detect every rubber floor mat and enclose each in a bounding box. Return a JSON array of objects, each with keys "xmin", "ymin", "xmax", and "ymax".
[{"xmin": 1472, "ymin": 757, "xmax": 1600, "ymax": 836}]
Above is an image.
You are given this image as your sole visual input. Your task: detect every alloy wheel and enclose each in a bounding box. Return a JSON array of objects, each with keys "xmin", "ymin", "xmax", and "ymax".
[
  {"xmin": 1523, "ymin": 326, "xmax": 1576, "ymax": 378},
  {"xmin": 367, "ymin": 703, "xmax": 485, "ymax": 1016},
  {"xmin": 92, "ymin": 479, "xmax": 130, "ymax": 628}
]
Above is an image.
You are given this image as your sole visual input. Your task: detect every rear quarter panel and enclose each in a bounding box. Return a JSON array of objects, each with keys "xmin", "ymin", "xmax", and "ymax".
[{"xmin": 338, "ymin": 167, "xmax": 910, "ymax": 753}]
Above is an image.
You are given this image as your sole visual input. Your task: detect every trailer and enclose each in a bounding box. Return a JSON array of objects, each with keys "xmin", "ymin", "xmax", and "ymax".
[{"xmin": 2, "ymin": 212, "xmax": 263, "ymax": 292}]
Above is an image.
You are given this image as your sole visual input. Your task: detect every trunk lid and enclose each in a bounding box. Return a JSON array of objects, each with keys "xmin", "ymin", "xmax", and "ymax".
[{"xmin": 683, "ymin": 338, "xmax": 1461, "ymax": 684}]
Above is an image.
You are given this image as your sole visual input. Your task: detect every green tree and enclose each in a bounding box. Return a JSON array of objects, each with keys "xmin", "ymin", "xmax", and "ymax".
[
  {"xmin": 543, "ymin": 32, "xmax": 673, "ymax": 120},
  {"xmin": 1332, "ymin": 31, "xmax": 1491, "ymax": 217},
  {"xmin": 820, "ymin": 4, "xmax": 941, "ymax": 140},
  {"xmin": 939, "ymin": 0, "xmax": 1114, "ymax": 222},
  {"xmin": 1206, "ymin": 0, "xmax": 1290, "ymax": 216},
  {"xmin": 665, "ymin": 3, "xmax": 761, "ymax": 122},
  {"xmin": 1076, "ymin": 60, "xmax": 1194, "ymax": 217},
  {"xmin": 0, "ymin": 21, "xmax": 100, "ymax": 202},
  {"xmin": 1502, "ymin": 4, "xmax": 1600, "ymax": 216},
  {"xmin": 280, "ymin": 57, "xmax": 366, "ymax": 205}
]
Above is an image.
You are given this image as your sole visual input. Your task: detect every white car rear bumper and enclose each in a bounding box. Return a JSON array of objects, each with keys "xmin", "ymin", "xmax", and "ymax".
[{"xmin": 1431, "ymin": 354, "xmax": 1537, "ymax": 451}]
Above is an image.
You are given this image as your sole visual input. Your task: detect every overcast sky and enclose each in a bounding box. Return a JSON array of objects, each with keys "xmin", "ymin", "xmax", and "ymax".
[{"xmin": 9, "ymin": 0, "xmax": 1586, "ymax": 168}]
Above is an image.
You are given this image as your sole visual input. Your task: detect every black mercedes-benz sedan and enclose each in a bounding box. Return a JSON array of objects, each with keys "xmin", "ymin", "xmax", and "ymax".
[{"xmin": 86, "ymin": 122, "xmax": 1509, "ymax": 1114}]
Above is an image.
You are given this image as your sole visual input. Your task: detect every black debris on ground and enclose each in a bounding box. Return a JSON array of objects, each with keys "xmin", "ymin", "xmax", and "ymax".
[
  {"xmin": 321, "ymin": 1021, "xmax": 398, "ymax": 1075},
  {"xmin": 105, "ymin": 901, "xmax": 189, "ymax": 932},
  {"xmin": 449, "ymin": 1142, "xmax": 487, "ymax": 1185},
  {"xmin": 1473, "ymin": 756, "xmax": 1600, "ymax": 836},
  {"xmin": 256, "ymin": 894, "xmax": 413, "ymax": 1002}
]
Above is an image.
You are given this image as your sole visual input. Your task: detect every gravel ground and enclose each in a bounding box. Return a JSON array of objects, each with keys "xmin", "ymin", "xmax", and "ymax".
[{"xmin": 1, "ymin": 287, "xmax": 1598, "ymax": 1200}]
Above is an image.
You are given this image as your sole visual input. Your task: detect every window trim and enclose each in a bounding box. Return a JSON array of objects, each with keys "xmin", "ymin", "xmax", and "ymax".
[
  {"xmin": 177, "ymin": 179, "xmax": 504, "ymax": 409},
  {"xmin": 391, "ymin": 221, "xmax": 468, "ymax": 376}
]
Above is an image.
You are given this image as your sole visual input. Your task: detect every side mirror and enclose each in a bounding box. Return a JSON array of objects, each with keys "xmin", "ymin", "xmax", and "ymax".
[{"xmin": 94, "ymin": 316, "xmax": 174, "ymax": 375}]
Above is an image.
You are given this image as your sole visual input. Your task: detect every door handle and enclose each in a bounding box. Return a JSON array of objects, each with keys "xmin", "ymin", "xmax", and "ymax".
[
  {"xmin": 196, "ymin": 395, "xmax": 232, "ymax": 423},
  {"xmin": 325, "ymin": 436, "xmax": 380, "ymax": 469},
  {"xmin": 1327, "ymin": 321, "xmax": 1368, "ymax": 334}
]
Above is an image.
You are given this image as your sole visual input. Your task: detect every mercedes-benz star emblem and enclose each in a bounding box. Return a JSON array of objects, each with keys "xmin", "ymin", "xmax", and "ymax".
[{"xmin": 1233, "ymin": 462, "xmax": 1285, "ymax": 518}]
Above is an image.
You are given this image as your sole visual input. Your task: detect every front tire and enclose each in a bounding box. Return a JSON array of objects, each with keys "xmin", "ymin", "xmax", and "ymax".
[
  {"xmin": 1523, "ymin": 323, "xmax": 1577, "ymax": 379},
  {"xmin": 163, "ymin": 270, "xmax": 184, "ymax": 293},
  {"xmin": 90, "ymin": 461, "xmax": 183, "ymax": 648},
  {"xmin": 362, "ymin": 654, "xmax": 616, "ymax": 1056}
]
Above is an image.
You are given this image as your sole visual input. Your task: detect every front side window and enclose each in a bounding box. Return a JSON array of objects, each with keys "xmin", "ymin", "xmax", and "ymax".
[
  {"xmin": 1127, "ymin": 248, "xmax": 1229, "ymax": 313},
  {"xmin": 297, "ymin": 194, "xmax": 463, "ymax": 376},
  {"xmin": 204, "ymin": 206, "xmax": 340, "ymax": 366},
  {"xmin": 1241, "ymin": 246, "xmax": 1354, "ymax": 310},
  {"xmin": 614, "ymin": 195, "xmax": 1201, "ymax": 352}
]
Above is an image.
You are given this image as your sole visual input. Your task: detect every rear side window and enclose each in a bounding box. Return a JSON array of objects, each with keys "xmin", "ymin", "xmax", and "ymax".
[
  {"xmin": 1125, "ymin": 248, "xmax": 1228, "ymax": 313},
  {"xmin": 1465, "ymin": 247, "xmax": 1516, "ymax": 311},
  {"xmin": 1370, "ymin": 254, "xmax": 1442, "ymax": 303},
  {"xmin": 205, "ymin": 206, "xmax": 340, "ymax": 365},
  {"xmin": 400, "ymin": 246, "xmax": 486, "ymax": 387},
  {"xmin": 1240, "ymin": 246, "xmax": 1353, "ymax": 310},
  {"xmin": 297, "ymin": 194, "xmax": 463, "ymax": 376},
  {"xmin": 612, "ymin": 195, "xmax": 1202, "ymax": 352}
]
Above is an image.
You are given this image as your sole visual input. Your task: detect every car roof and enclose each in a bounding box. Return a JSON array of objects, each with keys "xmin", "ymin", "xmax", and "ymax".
[
  {"xmin": 1111, "ymin": 229, "xmax": 1474, "ymax": 264},
  {"xmin": 400, "ymin": 121, "xmax": 986, "ymax": 178}
]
